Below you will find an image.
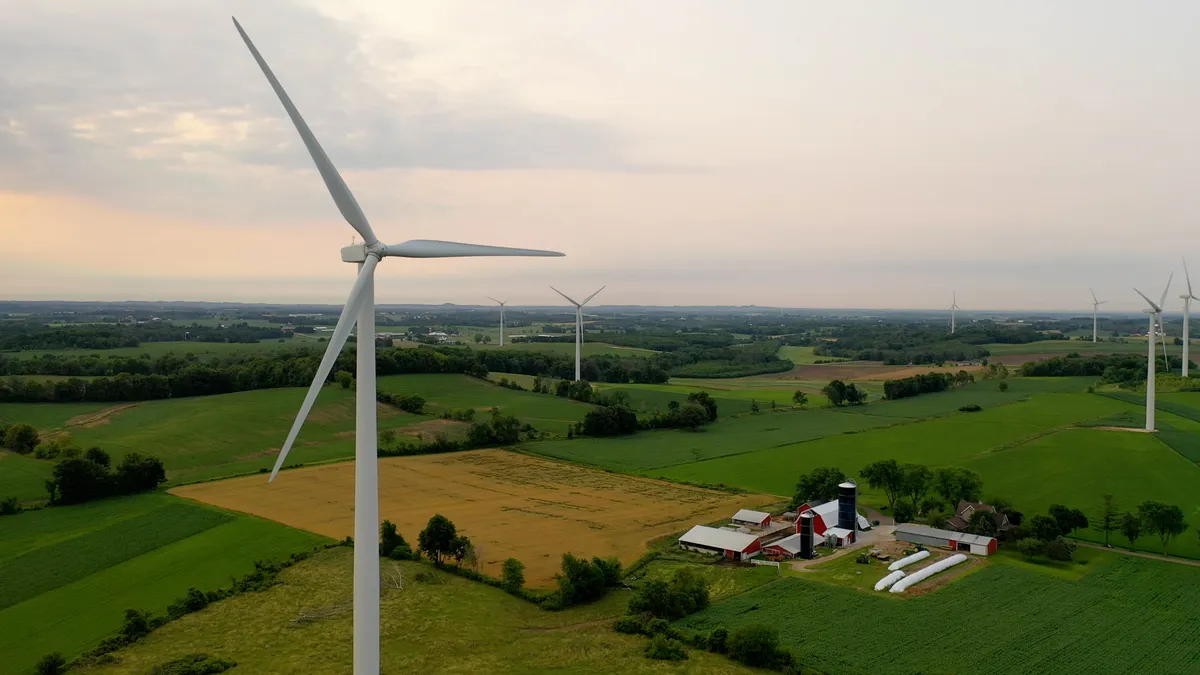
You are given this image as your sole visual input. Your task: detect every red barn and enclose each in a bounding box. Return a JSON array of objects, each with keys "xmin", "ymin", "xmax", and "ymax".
[{"xmin": 678, "ymin": 525, "xmax": 762, "ymax": 561}]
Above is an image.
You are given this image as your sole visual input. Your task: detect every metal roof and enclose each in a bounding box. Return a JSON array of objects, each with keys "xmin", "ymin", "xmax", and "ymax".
[
  {"xmin": 827, "ymin": 527, "xmax": 854, "ymax": 539},
  {"xmin": 732, "ymin": 509, "xmax": 771, "ymax": 523},
  {"xmin": 766, "ymin": 533, "xmax": 807, "ymax": 554},
  {"xmin": 894, "ymin": 523, "xmax": 996, "ymax": 545},
  {"xmin": 802, "ymin": 500, "xmax": 870, "ymax": 530},
  {"xmin": 679, "ymin": 525, "xmax": 759, "ymax": 552}
]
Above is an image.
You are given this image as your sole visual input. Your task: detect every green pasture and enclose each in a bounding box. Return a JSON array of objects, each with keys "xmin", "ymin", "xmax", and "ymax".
[
  {"xmin": 680, "ymin": 555, "xmax": 1200, "ymax": 675},
  {"xmin": 775, "ymin": 345, "xmax": 847, "ymax": 364},
  {"xmin": 0, "ymin": 452, "xmax": 54, "ymax": 501},
  {"xmin": 983, "ymin": 339, "xmax": 1175, "ymax": 356},
  {"xmin": 0, "ymin": 493, "xmax": 328, "ymax": 674},
  {"xmin": 524, "ymin": 408, "xmax": 900, "ymax": 473}
]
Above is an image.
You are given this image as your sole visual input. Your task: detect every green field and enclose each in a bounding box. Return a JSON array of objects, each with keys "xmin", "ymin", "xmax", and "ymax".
[
  {"xmin": 680, "ymin": 555, "xmax": 1200, "ymax": 675},
  {"xmin": 984, "ymin": 339, "xmax": 1177, "ymax": 356},
  {"xmin": 0, "ymin": 451, "xmax": 54, "ymax": 501},
  {"xmin": 775, "ymin": 345, "xmax": 847, "ymax": 364},
  {"xmin": 74, "ymin": 549, "xmax": 754, "ymax": 675},
  {"xmin": 7, "ymin": 335, "xmax": 323, "ymax": 360},
  {"xmin": 0, "ymin": 493, "xmax": 328, "ymax": 674},
  {"xmin": 525, "ymin": 407, "xmax": 901, "ymax": 473}
]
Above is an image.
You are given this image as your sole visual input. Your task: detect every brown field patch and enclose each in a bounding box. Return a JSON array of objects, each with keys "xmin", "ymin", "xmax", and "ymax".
[
  {"xmin": 172, "ymin": 449, "xmax": 771, "ymax": 588},
  {"xmin": 65, "ymin": 403, "xmax": 138, "ymax": 428},
  {"xmin": 767, "ymin": 362, "xmax": 982, "ymax": 382},
  {"xmin": 396, "ymin": 419, "xmax": 470, "ymax": 438}
]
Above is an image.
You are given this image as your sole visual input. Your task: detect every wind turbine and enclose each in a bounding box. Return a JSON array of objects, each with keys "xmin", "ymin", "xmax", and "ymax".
[
  {"xmin": 232, "ymin": 18, "xmax": 563, "ymax": 675},
  {"xmin": 1181, "ymin": 259, "xmax": 1198, "ymax": 377},
  {"xmin": 486, "ymin": 297, "xmax": 507, "ymax": 346},
  {"xmin": 1089, "ymin": 289, "xmax": 1108, "ymax": 343},
  {"xmin": 949, "ymin": 292, "xmax": 960, "ymax": 334},
  {"xmin": 1134, "ymin": 272, "xmax": 1172, "ymax": 432},
  {"xmin": 549, "ymin": 285, "xmax": 605, "ymax": 381}
]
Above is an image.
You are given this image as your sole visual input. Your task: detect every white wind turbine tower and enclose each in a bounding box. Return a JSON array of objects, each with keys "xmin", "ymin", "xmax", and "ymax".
[
  {"xmin": 949, "ymin": 292, "xmax": 960, "ymax": 334},
  {"xmin": 1089, "ymin": 289, "xmax": 1108, "ymax": 343},
  {"xmin": 487, "ymin": 297, "xmax": 507, "ymax": 346},
  {"xmin": 1134, "ymin": 273, "xmax": 1173, "ymax": 432},
  {"xmin": 550, "ymin": 285, "xmax": 606, "ymax": 381},
  {"xmin": 232, "ymin": 18, "xmax": 563, "ymax": 675},
  {"xmin": 1181, "ymin": 259, "xmax": 1198, "ymax": 377}
]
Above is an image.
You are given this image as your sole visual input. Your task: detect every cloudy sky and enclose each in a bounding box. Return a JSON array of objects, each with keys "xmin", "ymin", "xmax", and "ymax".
[{"xmin": 2, "ymin": 0, "xmax": 1198, "ymax": 311}]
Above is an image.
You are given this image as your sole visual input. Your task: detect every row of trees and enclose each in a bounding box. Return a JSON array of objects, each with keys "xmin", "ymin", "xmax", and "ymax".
[
  {"xmin": 882, "ymin": 370, "xmax": 975, "ymax": 401},
  {"xmin": 377, "ymin": 408, "xmax": 536, "ymax": 458},
  {"xmin": 822, "ymin": 380, "xmax": 866, "ymax": 406},
  {"xmin": 792, "ymin": 462, "xmax": 989, "ymax": 525},
  {"xmin": 0, "ymin": 321, "xmax": 282, "ymax": 351},
  {"xmin": 46, "ymin": 448, "xmax": 166, "ymax": 505}
]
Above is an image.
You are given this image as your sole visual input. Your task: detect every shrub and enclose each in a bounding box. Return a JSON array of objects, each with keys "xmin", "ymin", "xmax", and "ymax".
[
  {"xmin": 707, "ymin": 626, "xmax": 728, "ymax": 654},
  {"xmin": 644, "ymin": 634, "xmax": 688, "ymax": 661},
  {"xmin": 379, "ymin": 520, "xmax": 413, "ymax": 559},
  {"xmin": 1046, "ymin": 536, "xmax": 1077, "ymax": 561},
  {"xmin": 1018, "ymin": 538, "xmax": 1044, "ymax": 560},
  {"xmin": 501, "ymin": 557, "xmax": 526, "ymax": 593},
  {"xmin": 727, "ymin": 623, "xmax": 780, "ymax": 668},
  {"xmin": 612, "ymin": 615, "xmax": 645, "ymax": 635},
  {"xmin": 959, "ymin": 404, "xmax": 982, "ymax": 412},
  {"xmin": 0, "ymin": 496, "xmax": 22, "ymax": 516},
  {"xmin": 34, "ymin": 652, "xmax": 67, "ymax": 675},
  {"xmin": 149, "ymin": 653, "xmax": 237, "ymax": 674}
]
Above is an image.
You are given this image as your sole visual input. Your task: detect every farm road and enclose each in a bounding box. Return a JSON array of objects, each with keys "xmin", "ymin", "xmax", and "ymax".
[{"xmin": 1075, "ymin": 541, "xmax": 1200, "ymax": 567}]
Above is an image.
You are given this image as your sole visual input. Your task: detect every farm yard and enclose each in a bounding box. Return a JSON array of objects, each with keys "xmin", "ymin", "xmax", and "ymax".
[
  {"xmin": 172, "ymin": 449, "xmax": 775, "ymax": 587},
  {"xmin": 679, "ymin": 554, "xmax": 1200, "ymax": 675},
  {"xmin": 0, "ymin": 493, "xmax": 328, "ymax": 674}
]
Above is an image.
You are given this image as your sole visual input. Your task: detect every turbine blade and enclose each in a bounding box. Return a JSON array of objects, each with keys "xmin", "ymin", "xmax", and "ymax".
[
  {"xmin": 385, "ymin": 240, "xmax": 564, "ymax": 259},
  {"xmin": 1134, "ymin": 287, "xmax": 1161, "ymax": 312},
  {"xmin": 581, "ymin": 285, "xmax": 607, "ymax": 306},
  {"xmin": 1090, "ymin": 288, "xmax": 1098, "ymax": 304},
  {"xmin": 550, "ymin": 286, "xmax": 581, "ymax": 306},
  {"xmin": 232, "ymin": 17, "xmax": 378, "ymax": 246},
  {"xmin": 486, "ymin": 296, "xmax": 502, "ymax": 305},
  {"xmin": 1185, "ymin": 258, "xmax": 1194, "ymax": 297},
  {"xmin": 1160, "ymin": 271, "xmax": 1175, "ymax": 309},
  {"xmin": 268, "ymin": 256, "xmax": 378, "ymax": 481}
]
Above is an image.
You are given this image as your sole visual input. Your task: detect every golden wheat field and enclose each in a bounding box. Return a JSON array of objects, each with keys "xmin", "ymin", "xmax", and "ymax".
[{"xmin": 172, "ymin": 449, "xmax": 772, "ymax": 587}]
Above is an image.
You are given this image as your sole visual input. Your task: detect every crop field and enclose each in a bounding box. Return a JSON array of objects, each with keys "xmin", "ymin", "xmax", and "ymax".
[
  {"xmin": 652, "ymin": 394, "xmax": 1138, "ymax": 499},
  {"xmin": 73, "ymin": 549, "xmax": 754, "ymax": 675},
  {"xmin": 595, "ymin": 385, "xmax": 756, "ymax": 417},
  {"xmin": 775, "ymin": 345, "xmax": 847, "ymax": 364},
  {"xmin": 680, "ymin": 555, "xmax": 1200, "ymax": 675},
  {"xmin": 962, "ymin": 427, "xmax": 1200, "ymax": 558},
  {"xmin": 474, "ymin": 341, "xmax": 657, "ymax": 357},
  {"xmin": 0, "ymin": 451, "xmax": 54, "ymax": 501},
  {"xmin": 0, "ymin": 493, "xmax": 328, "ymax": 673},
  {"xmin": 526, "ymin": 407, "xmax": 902, "ymax": 473},
  {"xmin": 172, "ymin": 449, "xmax": 771, "ymax": 588},
  {"xmin": 376, "ymin": 373, "xmax": 594, "ymax": 434},
  {"xmin": 982, "ymin": 339, "xmax": 1162, "ymax": 356},
  {"xmin": 766, "ymin": 361, "xmax": 983, "ymax": 382}
]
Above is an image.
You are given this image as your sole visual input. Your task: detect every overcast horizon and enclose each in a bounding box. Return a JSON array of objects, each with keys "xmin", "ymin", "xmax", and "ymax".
[{"xmin": 3, "ymin": 1, "xmax": 1198, "ymax": 312}]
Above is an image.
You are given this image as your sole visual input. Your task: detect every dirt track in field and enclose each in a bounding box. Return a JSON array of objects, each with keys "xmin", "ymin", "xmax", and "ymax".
[{"xmin": 171, "ymin": 449, "xmax": 771, "ymax": 587}]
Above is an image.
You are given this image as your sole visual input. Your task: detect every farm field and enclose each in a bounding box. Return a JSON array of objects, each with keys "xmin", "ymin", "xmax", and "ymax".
[
  {"xmin": 775, "ymin": 345, "xmax": 847, "ymax": 364},
  {"xmin": 376, "ymin": 373, "xmax": 594, "ymax": 435},
  {"xmin": 73, "ymin": 548, "xmax": 754, "ymax": 675},
  {"xmin": 652, "ymin": 394, "xmax": 1139, "ymax": 499},
  {"xmin": 765, "ymin": 361, "xmax": 984, "ymax": 382},
  {"xmin": 982, "ymin": 339, "xmax": 1161, "ymax": 356},
  {"xmin": 172, "ymin": 449, "xmax": 773, "ymax": 588},
  {"xmin": 680, "ymin": 555, "xmax": 1200, "ymax": 675},
  {"xmin": 526, "ymin": 407, "xmax": 902, "ymax": 473},
  {"xmin": 0, "ymin": 493, "xmax": 328, "ymax": 673},
  {"xmin": 0, "ymin": 451, "xmax": 54, "ymax": 501},
  {"xmin": 7, "ymin": 335, "xmax": 321, "ymax": 360}
]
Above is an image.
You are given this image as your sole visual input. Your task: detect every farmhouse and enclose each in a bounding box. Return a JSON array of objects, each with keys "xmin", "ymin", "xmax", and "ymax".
[
  {"xmin": 945, "ymin": 500, "xmax": 1012, "ymax": 533},
  {"xmin": 678, "ymin": 525, "xmax": 761, "ymax": 560},
  {"xmin": 894, "ymin": 523, "xmax": 997, "ymax": 556},
  {"xmin": 731, "ymin": 508, "xmax": 772, "ymax": 528}
]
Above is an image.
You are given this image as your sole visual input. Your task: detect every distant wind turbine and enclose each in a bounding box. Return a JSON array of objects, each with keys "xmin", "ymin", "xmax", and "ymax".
[
  {"xmin": 231, "ymin": 17, "xmax": 563, "ymax": 675},
  {"xmin": 550, "ymin": 285, "xmax": 606, "ymax": 381},
  {"xmin": 487, "ymin": 297, "xmax": 507, "ymax": 346},
  {"xmin": 1181, "ymin": 259, "xmax": 1198, "ymax": 377},
  {"xmin": 1134, "ymin": 272, "xmax": 1173, "ymax": 432},
  {"xmin": 949, "ymin": 292, "xmax": 960, "ymax": 334},
  {"xmin": 1090, "ymin": 289, "xmax": 1108, "ymax": 343}
]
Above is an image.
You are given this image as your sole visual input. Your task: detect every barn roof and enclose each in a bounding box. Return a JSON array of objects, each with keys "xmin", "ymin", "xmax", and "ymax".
[
  {"xmin": 767, "ymin": 533, "xmax": 807, "ymax": 554},
  {"xmin": 732, "ymin": 509, "xmax": 771, "ymax": 523},
  {"xmin": 800, "ymin": 500, "xmax": 871, "ymax": 530},
  {"xmin": 895, "ymin": 523, "xmax": 996, "ymax": 546},
  {"xmin": 679, "ymin": 525, "xmax": 759, "ymax": 552},
  {"xmin": 827, "ymin": 527, "xmax": 854, "ymax": 539}
]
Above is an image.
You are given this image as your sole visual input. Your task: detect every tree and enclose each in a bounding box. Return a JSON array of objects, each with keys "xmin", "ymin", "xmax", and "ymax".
[
  {"xmin": 121, "ymin": 608, "xmax": 151, "ymax": 641},
  {"xmin": 84, "ymin": 447, "xmax": 111, "ymax": 467},
  {"xmin": 46, "ymin": 457, "xmax": 111, "ymax": 505},
  {"xmin": 791, "ymin": 466, "xmax": 845, "ymax": 507},
  {"xmin": 860, "ymin": 459, "xmax": 905, "ymax": 513},
  {"xmin": 822, "ymin": 380, "xmax": 848, "ymax": 407},
  {"xmin": 581, "ymin": 405, "xmax": 639, "ymax": 436},
  {"xmin": 334, "ymin": 370, "xmax": 353, "ymax": 389},
  {"xmin": 998, "ymin": 382, "xmax": 1009, "ymax": 392},
  {"xmin": 628, "ymin": 567, "xmax": 710, "ymax": 620},
  {"xmin": 844, "ymin": 383, "xmax": 867, "ymax": 405},
  {"xmin": 1045, "ymin": 536, "xmax": 1076, "ymax": 561},
  {"xmin": 1121, "ymin": 512, "xmax": 1143, "ymax": 550},
  {"xmin": 686, "ymin": 391, "xmax": 718, "ymax": 421},
  {"xmin": 727, "ymin": 623, "xmax": 780, "ymax": 668},
  {"xmin": 792, "ymin": 391, "xmax": 808, "ymax": 407},
  {"xmin": 749, "ymin": 400, "xmax": 760, "ymax": 414},
  {"xmin": 450, "ymin": 535, "xmax": 472, "ymax": 566},
  {"xmin": 966, "ymin": 508, "xmax": 999, "ymax": 537},
  {"xmin": 1018, "ymin": 538, "xmax": 1043, "ymax": 560},
  {"xmin": 555, "ymin": 553, "xmax": 608, "ymax": 605},
  {"xmin": 3, "ymin": 423, "xmax": 39, "ymax": 454},
  {"xmin": 1028, "ymin": 515, "xmax": 1061, "ymax": 542},
  {"xmin": 501, "ymin": 558, "xmax": 525, "ymax": 593},
  {"xmin": 934, "ymin": 467, "xmax": 983, "ymax": 508},
  {"xmin": 34, "ymin": 652, "xmax": 67, "ymax": 675},
  {"xmin": 418, "ymin": 514, "xmax": 458, "ymax": 564},
  {"xmin": 1139, "ymin": 501, "xmax": 1189, "ymax": 553},
  {"xmin": 379, "ymin": 520, "xmax": 412, "ymax": 559},
  {"xmin": 113, "ymin": 453, "xmax": 166, "ymax": 494},
  {"xmin": 902, "ymin": 464, "xmax": 933, "ymax": 513}
]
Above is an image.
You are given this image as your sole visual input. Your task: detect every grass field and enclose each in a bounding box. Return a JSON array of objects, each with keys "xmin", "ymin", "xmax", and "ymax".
[
  {"xmin": 775, "ymin": 345, "xmax": 847, "ymax": 364},
  {"xmin": 526, "ymin": 407, "xmax": 902, "ymax": 473},
  {"xmin": 7, "ymin": 335, "xmax": 322, "ymax": 360},
  {"xmin": 679, "ymin": 555, "xmax": 1200, "ymax": 675},
  {"xmin": 0, "ymin": 451, "xmax": 54, "ymax": 501},
  {"xmin": 173, "ymin": 449, "xmax": 772, "ymax": 588},
  {"xmin": 73, "ymin": 548, "xmax": 754, "ymax": 675},
  {"xmin": 651, "ymin": 394, "xmax": 1138, "ymax": 498},
  {"xmin": 0, "ymin": 493, "xmax": 328, "ymax": 673},
  {"xmin": 982, "ymin": 339, "xmax": 1164, "ymax": 356}
]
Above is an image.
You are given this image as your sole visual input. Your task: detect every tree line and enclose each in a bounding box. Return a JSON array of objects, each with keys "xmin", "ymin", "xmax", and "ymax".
[
  {"xmin": 882, "ymin": 370, "xmax": 975, "ymax": 400},
  {"xmin": 0, "ymin": 321, "xmax": 284, "ymax": 351},
  {"xmin": 1019, "ymin": 353, "xmax": 1193, "ymax": 385}
]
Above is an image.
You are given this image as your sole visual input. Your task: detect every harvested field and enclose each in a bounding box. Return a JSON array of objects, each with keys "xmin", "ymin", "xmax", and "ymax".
[
  {"xmin": 172, "ymin": 449, "xmax": 771, "ymax": 587},
  {"xmin": 766, "ymin": 363, "xmax": 982, "ymax": 382}
]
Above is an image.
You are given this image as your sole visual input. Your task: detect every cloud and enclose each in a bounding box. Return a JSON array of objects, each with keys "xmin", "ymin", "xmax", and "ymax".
[{"xmin": 0, "ymin": 0, "xmax": 631, "ymax": 220}]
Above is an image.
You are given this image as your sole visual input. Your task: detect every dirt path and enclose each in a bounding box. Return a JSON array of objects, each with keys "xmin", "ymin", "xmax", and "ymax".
[
  {"xmin": 1075, "ymin": 541, "xmax": 1200, "ymax": 567},
  {"xmin": 65, "ymin": 403, "xmax": 138, "ymax": 428}
]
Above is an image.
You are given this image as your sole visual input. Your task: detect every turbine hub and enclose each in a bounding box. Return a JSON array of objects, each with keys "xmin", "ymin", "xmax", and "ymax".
[{"xmin": 365, "ymin": 241, "xmax": 388, "ymax": 259}]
